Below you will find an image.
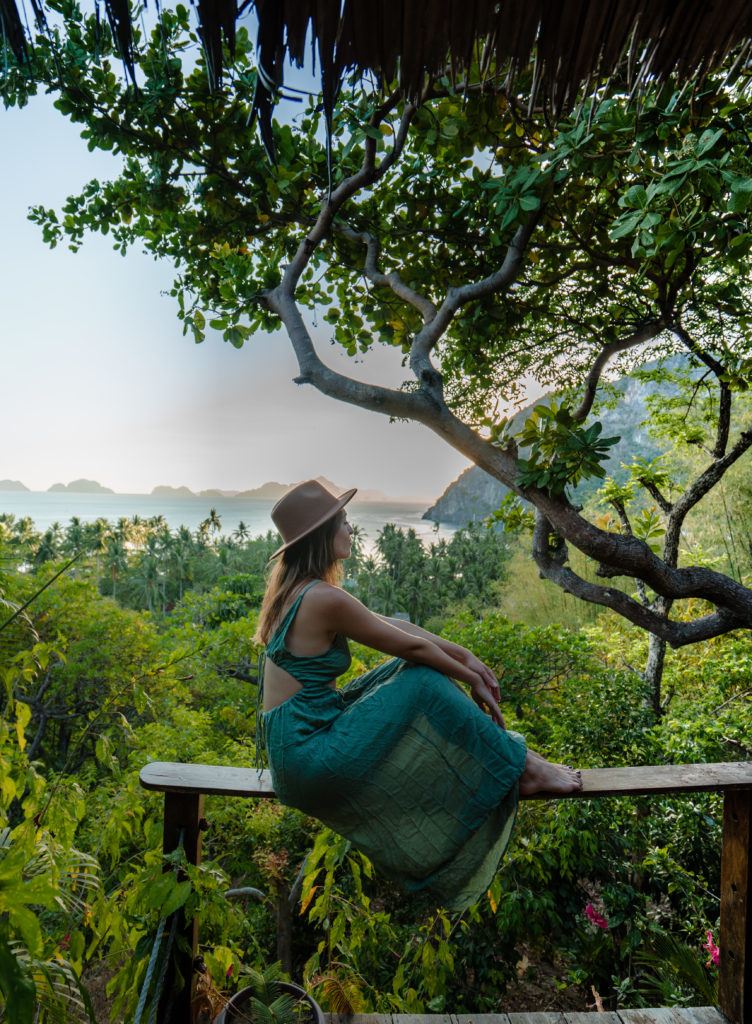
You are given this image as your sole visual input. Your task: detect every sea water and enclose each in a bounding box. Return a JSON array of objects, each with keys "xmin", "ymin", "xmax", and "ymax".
[{"xmin": 0, "ymin": 492, "xmax": 456, "ymax": 550}]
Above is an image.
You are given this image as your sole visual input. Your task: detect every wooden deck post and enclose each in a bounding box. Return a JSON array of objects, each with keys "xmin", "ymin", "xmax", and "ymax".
[
  {"xmin": 157, "ymin": 790, "xmax": 205, "ymax": 1024},
  {"xmin": 719, "ymin": 789, "xmax": 751, "ymax": 1024}
]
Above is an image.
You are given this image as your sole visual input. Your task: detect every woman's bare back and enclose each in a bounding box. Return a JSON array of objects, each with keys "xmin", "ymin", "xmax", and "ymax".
[{"xmin": 262, "ymin": 582, "xmax": 338, "ymax": 712}]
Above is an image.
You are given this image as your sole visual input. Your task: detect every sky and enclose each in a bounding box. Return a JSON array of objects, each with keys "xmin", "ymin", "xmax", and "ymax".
[{"xmin": 1, "ymin": 90, "xmax": 471, "ymax": 502}]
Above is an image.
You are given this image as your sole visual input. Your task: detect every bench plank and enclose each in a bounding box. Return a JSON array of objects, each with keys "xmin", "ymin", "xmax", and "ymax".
[
  {"xmin": 140, "ymin": 762, "xmax": 275, "ymax": 797},
  {"xmin": 618, "ymin": 1009, "xmax": 726, "ymax": 1023},
  {"xmin": 453, "ymin": 1014, "xmax": 511, "ymax": 1024},
  {"xmin": 140, "ymin": 760, "xmax": 752, "ymax": 800},
  {"xmin": 506, "ymin": 1013, "xmax": 566, "ymax": 1023},
  {"xmin": 328, "ymin": 1016, "xmax": 393, "ymax": 1024},
  {"xmin": 323, "ymin": 1013, "xmax": 726, "ymax": 1024},
  {"xmin": 393, "ymin": 1015, "xmax": 454, "ymax": 1024},
  {"xmin": 564, "ymin": 1013, "xmax": 622, "ymax": 1022}
]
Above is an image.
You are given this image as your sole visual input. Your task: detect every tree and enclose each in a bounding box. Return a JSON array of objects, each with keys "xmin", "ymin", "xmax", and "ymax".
[
  {"xmin": 4, "ymin": 8, "xmax": 752, "ymax": 702},
  {"xmin": 103, "ymin": 534, "xmax": 128, "ymax": 598},
  {"xmin": 232, "ymin": 520, "xmax": 250, "ymax": 544}
]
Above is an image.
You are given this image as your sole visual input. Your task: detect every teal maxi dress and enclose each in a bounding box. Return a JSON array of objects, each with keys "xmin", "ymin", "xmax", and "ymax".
[{"xmin": 256, "ymin": 581, "xmax": 528, "ymax": 912}]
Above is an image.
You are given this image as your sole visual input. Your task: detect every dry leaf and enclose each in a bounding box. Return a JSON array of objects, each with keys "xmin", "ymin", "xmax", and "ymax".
[{"xmin": 515, "ymin": 954, "xmax": 530, "ymax": 978}]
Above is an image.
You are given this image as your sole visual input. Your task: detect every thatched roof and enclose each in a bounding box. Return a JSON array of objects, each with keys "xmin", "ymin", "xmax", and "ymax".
[{"xmin": 4, "ymin": 1, "xmax": 752, "ymax": 145}]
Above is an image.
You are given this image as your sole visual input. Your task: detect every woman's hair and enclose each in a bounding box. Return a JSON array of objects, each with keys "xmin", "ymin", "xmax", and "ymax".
[{"xmin": 254, "ymin": 511, "xmax": 345, "ymax": 645}]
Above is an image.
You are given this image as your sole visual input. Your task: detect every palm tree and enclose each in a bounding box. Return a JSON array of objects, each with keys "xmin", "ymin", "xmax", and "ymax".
[
  {"xmin": 104, "ymin": 536, "xmax": 128, "ymax": 599},
  {"xmin": 233, "ymin": 520, "xmax": 250, "ymax": 544},
  {"xmin": 63, "ymin": 517, "xmax": 85, "ymax": 556},
  {"xmin": 133, "ymin": 553, "xmax": 160, "ymax": 612},
  {"xmin": 195, "ymin": 520, "xmax": 210, "ymax": 549},
  {"xmin": 115, "ymin": 517, "xmax": 132, "ymax": 544},
  {"xmin": 204, "ymin": 507, "xmax": 223, "ymax": 545},
  {"xmin": 129, "ymin": 514, "xmax": 147, "ymax": 549},
  {"xmin": 169, "ymin": 535, "xmax": 194, "ymax": 601},
  {"xmin": 49, "ymin": 520, "xmax": 64, "ymax": 547},
  {"xmin": 33, "ymin": 528, "xmax": 61, "ymax": 566},
  {"xmin": 13, "ymin": 516, "xmax": 37, "ymax": 548}
]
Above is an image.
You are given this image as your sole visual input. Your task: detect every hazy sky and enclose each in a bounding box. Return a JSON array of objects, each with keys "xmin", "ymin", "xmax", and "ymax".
[{"xmin": 1, "ymin": 92, "xmax": 471, "ymax": 501}]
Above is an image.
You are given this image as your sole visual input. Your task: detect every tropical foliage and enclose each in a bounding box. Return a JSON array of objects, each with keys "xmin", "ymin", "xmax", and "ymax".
[{"xmin": 0, "ymin": 510, "xmax": 745, "ymax": 1019}]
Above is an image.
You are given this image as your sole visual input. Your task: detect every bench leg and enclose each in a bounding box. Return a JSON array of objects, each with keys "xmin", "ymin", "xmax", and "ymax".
[
  {"xmin": 157, "ymin": 791, "xmax": 204, "ymax": 1024},
  {"xmin": 719, "ymin": 789, "xmax": 751, "ymax": 1024}
]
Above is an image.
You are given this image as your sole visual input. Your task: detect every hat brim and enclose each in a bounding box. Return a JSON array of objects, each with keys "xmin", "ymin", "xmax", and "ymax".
[{"xmin": 270, "ymin": 487, "xmax": 357, "ymax": 559}]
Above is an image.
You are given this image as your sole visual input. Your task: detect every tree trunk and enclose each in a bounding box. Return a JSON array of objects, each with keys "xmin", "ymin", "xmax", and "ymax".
[{"xmin": 644, "ymin": 632, "xmax": 667, "ymax": 719}]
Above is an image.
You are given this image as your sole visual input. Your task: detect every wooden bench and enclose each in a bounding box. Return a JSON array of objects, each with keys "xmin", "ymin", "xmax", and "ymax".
[{"xmin": 139, "ymin": 761, "xmax": 752, "ymax": 1024}]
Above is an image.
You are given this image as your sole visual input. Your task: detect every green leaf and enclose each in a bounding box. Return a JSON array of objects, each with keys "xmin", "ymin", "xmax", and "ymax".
[
  {"xmin": 621, "ymin": 184, "xmax": 647, "ymax": 209},
  {"xmin": 610, "ymin": 212, "xmax": 642, "ymax": 239},
  {"xmin": 161, "ymin": 879, "xmax": 192, "ymax": 917},
  {"xmin": 696, "ymin": 128, "xmax": 724, "ymax": 156},
  {"xmin": 0, "ymin": 933, "xmax": 36, "ymax": 1024}
]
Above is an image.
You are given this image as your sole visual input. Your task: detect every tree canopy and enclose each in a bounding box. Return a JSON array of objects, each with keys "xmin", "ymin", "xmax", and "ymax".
[{"xmin": 4, "ymin": 4, "xmax": 752, "ymax": 658}]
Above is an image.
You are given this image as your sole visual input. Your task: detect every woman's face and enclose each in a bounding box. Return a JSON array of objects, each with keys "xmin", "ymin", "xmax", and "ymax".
[{"xmin": 332, "ymin": 511, "xmax": 353, "ymax": 560}]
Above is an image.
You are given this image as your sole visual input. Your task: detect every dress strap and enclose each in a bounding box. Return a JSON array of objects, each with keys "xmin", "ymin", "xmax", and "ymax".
[{"xmin": 269, "ymin": 579, "xmax": 321, "ymax": 643}]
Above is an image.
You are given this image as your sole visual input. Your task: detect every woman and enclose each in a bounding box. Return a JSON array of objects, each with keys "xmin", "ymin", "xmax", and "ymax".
[{"xmin": 254, "ymin": 480, "xmax": 581, "ymax": 912}]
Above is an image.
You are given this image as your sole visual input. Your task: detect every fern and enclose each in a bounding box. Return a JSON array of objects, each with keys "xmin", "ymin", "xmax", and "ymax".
[
  {"xmin": 10, "ymin": 944, "xmax": 97, "ymax": 1024},
  {"xmin": 634, "ymin": 927, "xmax": 718, "ymax": 1007},
  {"xmin": 315, "ymin": 972, "xmax": 365, "ymax": 1015}
]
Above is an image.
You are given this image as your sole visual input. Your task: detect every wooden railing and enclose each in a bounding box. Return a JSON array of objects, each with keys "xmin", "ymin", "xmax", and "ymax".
[{"xmin": 139, "ymin": 760, "xmax": 752, "ymax": 1024}]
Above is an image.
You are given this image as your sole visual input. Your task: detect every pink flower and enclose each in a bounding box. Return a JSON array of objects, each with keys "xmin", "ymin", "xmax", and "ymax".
[
  {"xmin": 584, "ymin": 903, "xmax": 609, "ymax": 930},
  {"xmin": 703, "ymin": 930, "xmax": 720, "ymax": 967}
]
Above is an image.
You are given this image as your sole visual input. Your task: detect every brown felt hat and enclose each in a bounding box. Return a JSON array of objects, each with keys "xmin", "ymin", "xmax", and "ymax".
[{"xmin": 270, "ymin": 479, "xmax": 356, "ymax": 559}]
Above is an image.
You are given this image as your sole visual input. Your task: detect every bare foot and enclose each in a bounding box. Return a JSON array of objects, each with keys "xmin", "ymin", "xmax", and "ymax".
[
  {"xmin": 518, "ymin": 749, "xmax": 582, "ymax": 796},
  {"xmin": 526, "ymin": 748, "xmax": 581, "ymax": 774},
  {"xmin": 526, "ymin": 748, "xmax": 570, "ymax": 769}
]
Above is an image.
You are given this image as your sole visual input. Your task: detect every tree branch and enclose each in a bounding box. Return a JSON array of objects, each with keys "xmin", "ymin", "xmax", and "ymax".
[
  {"xmin": 638, "ymin": 479, "xmax": 673, "ymax": 514},
  {"xmin": 662, "ymin": 427, "xmax": 752, "ymax": 567},
  {"xmin": 671, "ymin": 322, "xmax": 732, "ymax": 458},
  {"xmin": 333, "ymin": 222, "xmax": 437, "ymax": 323},
  {"xmin": 572, "ymin": 320, "xmax": 663, "ymax": 423},
  {"xmin": 606, "ymin": 500, "xmax": 651, "ymax": 606},
  {"xmin": 266, "ymin": 287, "xmax": 434, "ymax": 422},
  {"xmin": 408, "ymin": 211, "xmax": 544, "ymax": 390},
  {"xmin": 279, "ymin": 92, "xmax": 419, "ymax": 298},
  {"xmin": 532, "ymin": 511, "xmax": 743, "ymax": 647},
  {"xmin": 260, "ymin": 86, "xmax": 752, "ymax": 645}
]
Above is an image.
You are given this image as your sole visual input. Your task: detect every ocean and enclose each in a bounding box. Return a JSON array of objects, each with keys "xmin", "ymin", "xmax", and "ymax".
[{"xmin": 0, "ymin": 492, "xmax": 455, "ymax": 550}]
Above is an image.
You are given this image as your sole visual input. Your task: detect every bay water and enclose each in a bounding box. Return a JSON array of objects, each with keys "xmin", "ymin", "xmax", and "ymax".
[{"xmin": 0, "ymin": 492, "xmax": 455, "ymax": 551}]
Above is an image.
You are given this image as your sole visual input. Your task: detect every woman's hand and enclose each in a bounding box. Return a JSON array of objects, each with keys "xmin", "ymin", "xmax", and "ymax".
[
  {"xmin": 459, "ymin": 651, "xmax": 506, "ymax": 728},
  {"xmin": 460, "ymin": 650, "xmax": 501, "ymax": 703},
  {"xmin": 467, "ymin": 671, "xmax": 506, "ymax": 728}
]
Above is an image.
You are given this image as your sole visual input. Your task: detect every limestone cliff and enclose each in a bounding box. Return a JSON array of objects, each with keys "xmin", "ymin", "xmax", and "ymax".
[{"xmin": 424, "ymin": 372, "xmax": 667, "ymax": 526}]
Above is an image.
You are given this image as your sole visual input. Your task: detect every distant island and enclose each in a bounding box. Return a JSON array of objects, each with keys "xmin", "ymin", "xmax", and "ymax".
[
  {"xmin": 148, "ymin": 477, "xmax": 393, "ymax": 502},
  {"xmin": 48, "ymin": 479, "xmax": 114, "ymax": 494},
  {"xmin": 235, "ymin": 481, "xmax": 289, "ymax": 500},
  {"xmin": 5, "ymin": 477, "xmax": 406, "ymax": 501},
  {"xmin": 151, "ymin": 485, "xmax": 196, "ymax": 498}
]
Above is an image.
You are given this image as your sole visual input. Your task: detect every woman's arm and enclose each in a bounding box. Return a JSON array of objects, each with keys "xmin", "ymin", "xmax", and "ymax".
[
  {"xmin": 379, "ymin": 615, "xmax": 503, "ymax": 717},
  {"xmin": 314, "ymin": 587, "xmax": 505, "ymax": 726},
  {"xmin": 378, "ymin": 615, "xmax": 467, "ymax": 660}
]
